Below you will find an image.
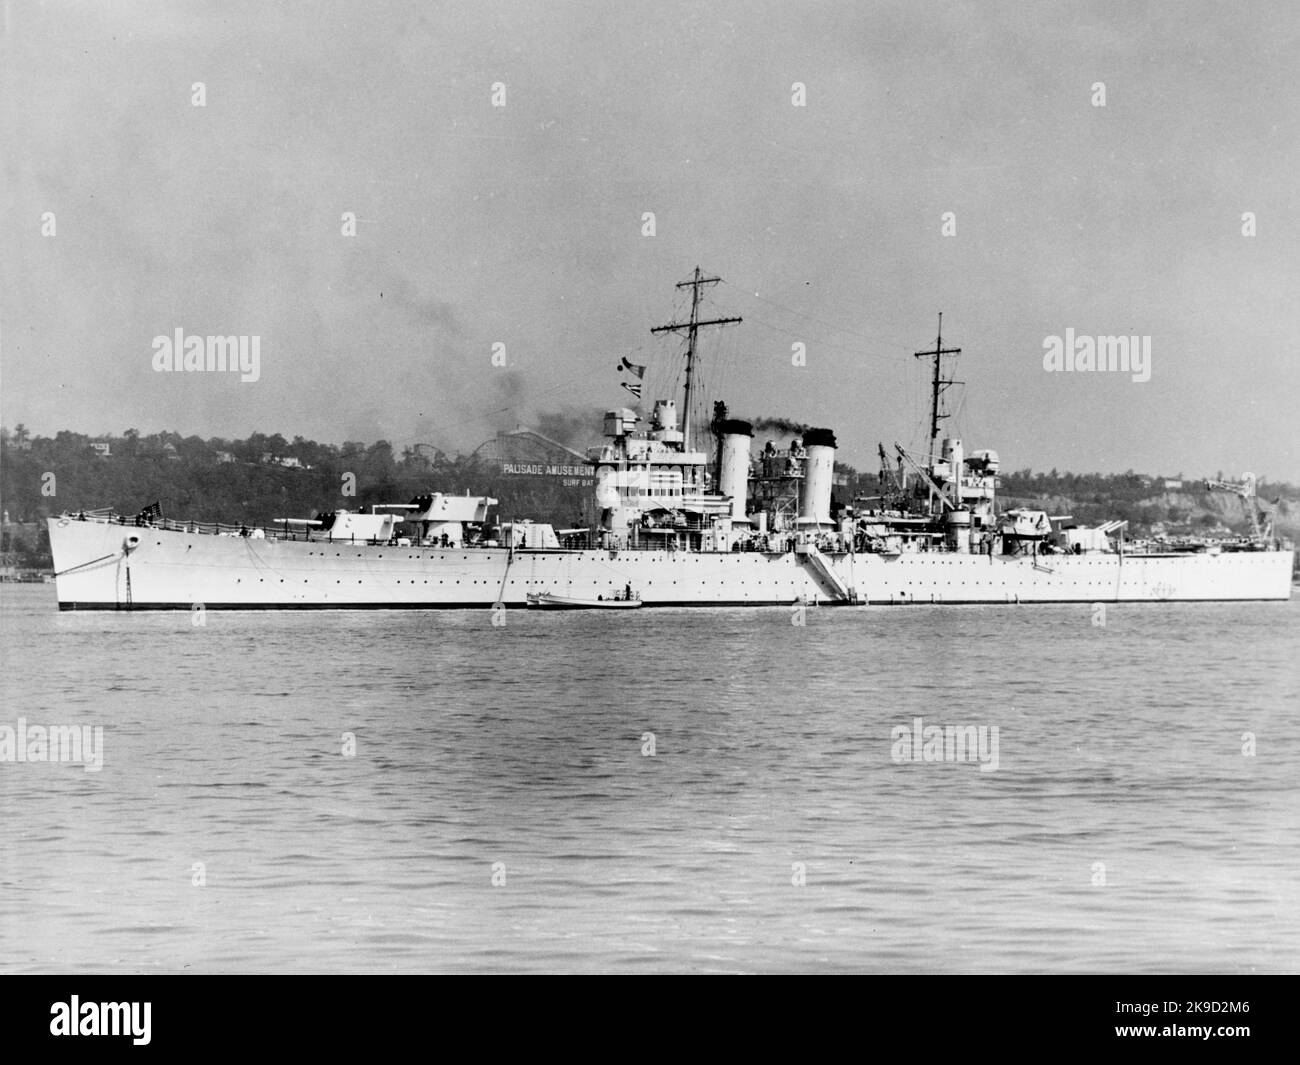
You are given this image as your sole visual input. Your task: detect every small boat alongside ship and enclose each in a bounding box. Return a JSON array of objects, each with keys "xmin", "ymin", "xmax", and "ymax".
[
  {"xmin": 47, "ymin": 269, "xmax": 1294, "ymax": 610},
  {"xmin": 526, "ymin": 591, "xmax": 643, "ymax": 610}
]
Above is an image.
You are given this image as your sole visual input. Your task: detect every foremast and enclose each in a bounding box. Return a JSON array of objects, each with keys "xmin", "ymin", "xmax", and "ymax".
[{"xmin": 650, "ymin": 267, "xmax": 742, "ymax": 452}]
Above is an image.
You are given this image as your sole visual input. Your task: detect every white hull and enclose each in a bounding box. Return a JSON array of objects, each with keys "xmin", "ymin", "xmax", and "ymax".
[{"xmin": 48, "ymin": 519, "xmax": 1294, "ymax": 609}]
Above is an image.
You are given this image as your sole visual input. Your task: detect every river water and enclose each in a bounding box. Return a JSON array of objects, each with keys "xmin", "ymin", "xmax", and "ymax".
[{"xmin": 1, "ymin": 584, "xmax": 1296, "ymax": 973}]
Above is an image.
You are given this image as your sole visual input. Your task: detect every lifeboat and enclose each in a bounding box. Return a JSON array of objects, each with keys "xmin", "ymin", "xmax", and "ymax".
[{"xmin": 526, "ymin": 592, "xmax": 643, "ymax": 610}]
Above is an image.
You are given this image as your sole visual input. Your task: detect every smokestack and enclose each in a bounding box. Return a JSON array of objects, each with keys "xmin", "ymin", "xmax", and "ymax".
[
  {"xmin": 798, "ymin": 427, "xmax": 837, "ymax": 528},
  {"xmin": 717, "ymin": 419, "xmax": 752, "ymax": 522}
]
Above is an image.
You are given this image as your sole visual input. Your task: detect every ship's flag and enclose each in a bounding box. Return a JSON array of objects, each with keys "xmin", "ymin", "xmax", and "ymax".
[
  {"xmin": 619, "ymin": 356, "xmax": 646, "ymax": 379},
  {"xmin": 621, "ymin": 381, "xmax": 642, "ymax": 400}
]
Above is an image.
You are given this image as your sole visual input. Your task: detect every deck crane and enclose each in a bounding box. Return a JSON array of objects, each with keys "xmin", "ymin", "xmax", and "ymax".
[
  {"xmin": 1203, "ymin": 473, "xmax": 1271, "ymax": 541},
  {"xmin": 895, "ymin": 444, "xmax": 956, "ymax": 512},
  {"xmin": 877, "ymin": 443, "xmax": 908, "ymax": 511}
]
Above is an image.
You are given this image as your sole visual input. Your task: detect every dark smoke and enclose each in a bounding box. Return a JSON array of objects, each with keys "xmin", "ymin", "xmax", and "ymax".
[
  {"xmin": 534, "ymin": 408, "xmax": 603, "ymax": 448},
  {"xmin": 488, "ymin": 369, "xmax": 527, "ymax": 432},
  {"xmin": 749, "ymin": 416, "xmax": 811, "ymax": 434}
]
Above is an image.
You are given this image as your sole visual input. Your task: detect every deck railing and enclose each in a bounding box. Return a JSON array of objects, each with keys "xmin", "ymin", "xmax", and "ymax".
[
  {"xmin": 59, "ymin": 511, "xmax": 452, "ymax": 548},
  {"xmin": 60, "ymin": 511, "xmax": 1275, "ymax": 556}
]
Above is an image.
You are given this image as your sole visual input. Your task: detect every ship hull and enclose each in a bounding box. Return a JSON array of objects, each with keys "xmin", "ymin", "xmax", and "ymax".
[{"xmin": 48, "ymin": 518, "xmax": 1294, "ymax": 609}]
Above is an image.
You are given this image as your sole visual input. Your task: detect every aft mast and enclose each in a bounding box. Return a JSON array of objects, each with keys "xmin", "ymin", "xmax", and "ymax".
[
  {"xmin": 912, "ymin": 312, "xmax": 962, "ymax": 510},
  {"xmin": 913, "ymin": 312, "xmax": 963, "ymax": 468},
  {"xmin": 650, "ymin": 267, "xmax": 742, "ymax": 453}
]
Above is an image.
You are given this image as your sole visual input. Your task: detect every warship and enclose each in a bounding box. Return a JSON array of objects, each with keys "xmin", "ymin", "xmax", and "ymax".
[{"xmin": 48, "ymin": 269, "xmax": 1294, "ymax": 609}]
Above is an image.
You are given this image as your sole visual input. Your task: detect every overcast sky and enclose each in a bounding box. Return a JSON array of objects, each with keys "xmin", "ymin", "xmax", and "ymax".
[{"xmin": 3, "ymin": 0, "xmax": 1296, "ymax": 478}]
